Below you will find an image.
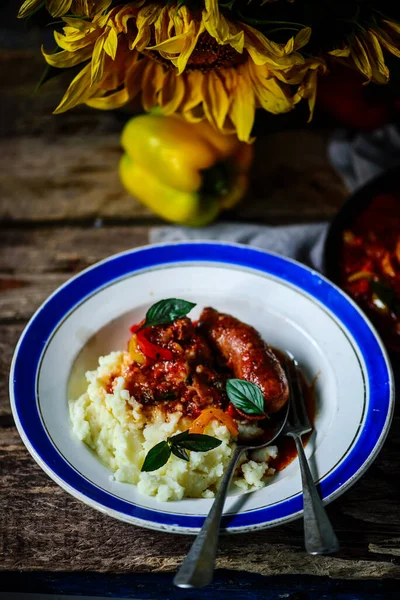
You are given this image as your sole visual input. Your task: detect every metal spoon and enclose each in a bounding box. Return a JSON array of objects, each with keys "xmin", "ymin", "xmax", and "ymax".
[{"xmin": 173, "ymin": 401, "xmax": 290, "ymax": 589}]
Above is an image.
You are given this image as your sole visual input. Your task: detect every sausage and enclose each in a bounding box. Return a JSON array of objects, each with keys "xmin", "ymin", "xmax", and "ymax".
[{"xmin": 197, "ymin": 307, "xmax": 289, "ymax": 415}]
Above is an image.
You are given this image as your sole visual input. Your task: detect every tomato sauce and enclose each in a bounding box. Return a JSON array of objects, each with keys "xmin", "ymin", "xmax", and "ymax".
[{"xmin": 340, "ymin": 194, "xmax": 400, "ymax": 352}]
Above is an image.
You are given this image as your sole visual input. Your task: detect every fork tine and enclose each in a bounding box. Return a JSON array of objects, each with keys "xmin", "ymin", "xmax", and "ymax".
[
  {"xmin": 291, "ymin": 359, "xmax": 311, "ymax": 430},
  {"xmin": 283, "ymin": 356, "xmax": 294, "ymax": 403},
  {"xmin": 284, "ymin": 357, "xmax": 301, "ymax": 427},
  {"xmin": 283, "ymin": 356, "xmax": 300, "ymax": 427}
]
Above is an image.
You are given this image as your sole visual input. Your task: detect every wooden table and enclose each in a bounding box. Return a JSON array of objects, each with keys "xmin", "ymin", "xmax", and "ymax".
[{"xmin": 1, "ymin": 32, "xmax": 400, "ymax": 599}]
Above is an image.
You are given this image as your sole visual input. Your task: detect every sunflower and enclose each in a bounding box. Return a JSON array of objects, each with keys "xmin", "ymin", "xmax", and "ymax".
[
  {"xmin": 20, "ymin": 0, "xmax": 400, "ymax": 141},
  {"xmin": 329, "ymin": 19, "xmax": 400, "ymax": 84},
  {"xmin": 38, "ymin": 0, "xmax": 323, "ymax": 141}
]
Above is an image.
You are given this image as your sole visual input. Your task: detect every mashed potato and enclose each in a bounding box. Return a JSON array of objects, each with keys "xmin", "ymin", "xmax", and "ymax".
[{"xmin": 69, "ymin": 351, "xmax": 278, "ymax": 501}]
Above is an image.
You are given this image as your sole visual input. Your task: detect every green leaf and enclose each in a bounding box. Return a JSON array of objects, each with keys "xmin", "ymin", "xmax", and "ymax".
[
  {"xmin": 142, "ymin": 298, "xmax": 196, "ymax": 329},
  {"xmin": 34, "ymin": 63, "xmax": 62, "ymax": 94},
  {"xmin": 141, "ymin": 441, "xmax": 171, "ymax": 472},
  {"xmin": 370, "ymin": 281, "xmax": 400, "ymax": 315},
  {"xmin": 169, "ymin": 430, "xmax": 190, "ymax": 444},
  {"xmin": 171, "ymin": 446, "xmax": 190, "ymax": 461},
  {"xmin": 177, "ymin": 434, "xmax": 222, "ymax": 452},
  {"xmin": 141, "ymin": 430, "xmax": 222, "ymax": 470},
  {"xmin": 226, "ymin": 379, "xmax": 266, "ymax": 416}
]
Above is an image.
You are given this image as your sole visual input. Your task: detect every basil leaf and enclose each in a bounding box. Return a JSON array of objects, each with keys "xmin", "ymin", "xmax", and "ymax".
[
  {"xmin": 226, "ymin": 379, "xmax": 266, "ymax": 416},
  {"xmin": 142, "ymin": 298, "xmax": 196, "ymax": 328},
  {"xmin": 177, "ymin": 434, "xmax": 222, "ymax": 452},
  {"xmin": 171, "ymin": 446, "xmax": 190, "ymax": 461},
  {"xmin": 370, "ymin": 281, "xmax": 400, "ymax": 315},
  {"xmin": 169, "ymin": 430, "xmax": 190, "ymax": 444},
  {"xmin": 141, "ymin": 441, "xmax": 171, "ymax": 472}
]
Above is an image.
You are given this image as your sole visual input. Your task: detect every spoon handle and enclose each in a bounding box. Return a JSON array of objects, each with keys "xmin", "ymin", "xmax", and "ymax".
[
  {"xmin": 293, "ymin": 435, "xmax": 340, "ymax": 555},
  {"xmin": 174, "ymin": 446, "xmax": 244, "ymax": 589}
]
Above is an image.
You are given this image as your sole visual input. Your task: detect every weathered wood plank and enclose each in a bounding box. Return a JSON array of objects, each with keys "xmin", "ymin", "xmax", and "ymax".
[
  {"xmin": 0, "ymin": 226, "xmax": 150, "ymax": 321},
  {"xmin": 0, "ymin": 50, "xmax": 124, "ymax": 139},
  {"xmin": 0, "ymin": 324, "xmax": 24, "ymax": 417},
  {"xmin": 0, "ymin": 131, "xmax": 347, "ymax": 223},
  {"xmin": 0, "ymin": 273, "xmax": 68, "ymax": 322},
  {"xmin": 0, "ymin": 134, "xmax": 151, "ymax": 221},
  {"xmin": 1, "ymin": 425, "xmax": 399, "ymax": 576},
  {"xmin": 0, "ymin": 428, "xmax": 400, "ymax": 578},
  {"xmin": 0, "ymin": 226, "xmax": 150, "ymax": 274}
]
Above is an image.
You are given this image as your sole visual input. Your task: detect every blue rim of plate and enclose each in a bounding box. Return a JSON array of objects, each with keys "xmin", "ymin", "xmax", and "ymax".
[{"xmin": 10, "ymin": 242, "xmax": 394, "ymax": 532}]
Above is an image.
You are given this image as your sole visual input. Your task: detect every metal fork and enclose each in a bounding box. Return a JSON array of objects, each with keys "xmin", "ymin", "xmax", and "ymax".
[{"xmin": 283, "ymin": 356, "xmax": 340, "ymax": 555}]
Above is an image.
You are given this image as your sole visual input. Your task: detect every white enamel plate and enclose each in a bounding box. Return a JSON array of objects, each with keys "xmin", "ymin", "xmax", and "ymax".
[{"xmin": 10, "ymin": 242, "xmax": 394, "ymax": 533}]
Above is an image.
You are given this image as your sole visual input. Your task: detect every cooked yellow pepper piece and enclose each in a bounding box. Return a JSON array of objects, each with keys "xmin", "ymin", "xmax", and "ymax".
[
  {"xmin": 128, "ymin": 334, "xmax": 146, "ymax": 365},
  {"xmin": 120, "ymin": 114, "xmax": 253, "ymax": 226},
  {"xmin": 189, "ymin": 407, "xmax": 239, "ymax": 438}
]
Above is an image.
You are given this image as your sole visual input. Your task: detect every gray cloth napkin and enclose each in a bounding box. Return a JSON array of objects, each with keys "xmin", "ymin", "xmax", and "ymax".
[
  {"xmin": 150, "ymin": 124, "xmax": 400, "ymax": 271},
  {"xmin": 328, "ymin": 124, "xmax": 400, "ymax": 192},
  {"xmin": 151, "ymin": 222, "xmax": 328, "ymax": 271}
]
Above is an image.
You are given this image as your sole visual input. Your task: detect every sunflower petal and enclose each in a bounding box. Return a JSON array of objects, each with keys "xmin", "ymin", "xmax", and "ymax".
[
  {"xmin": 147, "ymin": 30, "xmax": 190, "ymax": 55},
  {"xmin": 42, "ymin": 44, "xmax": 92, "ymax": 68},
  {"xmin": 131, "ymin": 4, "xmax": 160, "ymax": 51},
  {"xmin": 47, "ymin": 0, "xmax": 73, "ymax": 18},
  {"xmin": 229, "ymin": 67, "xmax": 255, "ymax": 142},
  {"xmin": 283, "ymin": 37, "xmax": 294, "ymax": 54},
  {"xmin": 248, "ymin": 62, "xmax": 293, "ymax": 114},
  {"xmin": 329, "ymin": 47, "xmax": 351, "ymax": 57},
  {"xmin": 293, "ymin": 27, "xmax": 311, "ymax": 51},
  {"xmin": 176, "ymin": 23, "xmax": 204, "ymax": 74},
  {"xmin": 124, "ymin": 53, "xmax": 147, "ymax": 99},
  {"xmin": 62, "ymin": 16, "xmax": 93, "ymax": 33},
  {"xmin": 367, "ymin": 29, "xmax": 389, "ymax": 83},
  {"xmin": 202, "ymin": 71, "xmax": 230, "ymax": 129},
  {"xmin": 53, "ymin": 62, "xmax": 95, "ymax": 113},
  {"xmin": 293, "ymin": 68, "xmax": 319, "ymax": 122},
  {"xmin": 351, "ymin": 36, "xmax": 372, "ymax": 80},
  {"xmin": 181, "ymin": 71, "xmax": 204, "ymax": 122},
  {"xmin": 54, "ymin": 24, "xmax": 98, "ymax": 52},
  {"xmin": 114, "ymin": 6, "xmax": 136, "ymax": 33},
  {"xmin": 243, "ymin": 24, "xmax": 304, "ymax": 67},
  {"xmin": 86, "ymin": 87, "xmax": 131, "ymax": 109},
  {"xmin": 104, "ymin": 26, "xmax": 118, "ymax": 60},
  {"xmin": 160, "ymin": 72, "xmax": 186, "ymax": 115},
  {"xmin": 18, "ymin": 0, "xmax": 44, "ymax": 19},
  {"xmin": 91, "ymin": 30, "xmax": 107, "ymax": 84},
  {"xmin": 203, "ymin": 0, "xmax": 244, "ymax": 53},
  {"xmin": 375, "ymin": 29, "xmax": 400, "ymax": 59},
  {"xmin": 383, "ymin": 19, "xmax": 400, "ymax": 35},
  {"xmin": 94, "ymin": 0, "xmax": 113, "ymax": 17},
  {"xmin": 141, "ymin": 61, "xmax": 165, "ymax": 111}
]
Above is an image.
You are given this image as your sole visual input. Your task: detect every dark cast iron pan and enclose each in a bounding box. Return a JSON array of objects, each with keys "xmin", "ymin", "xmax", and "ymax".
[
  {"xmin": 323, "ymin": 163, "xmax": 400, "ymax": 370},
  {"xmin": 323, "ymin": 164, "xmax": 400, "ymax": 281}
]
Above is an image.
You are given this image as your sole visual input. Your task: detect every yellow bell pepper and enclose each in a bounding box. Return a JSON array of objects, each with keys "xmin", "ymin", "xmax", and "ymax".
[{"xmin": 119, "ymin": 115, "xmax": 253, "ymax": 226}]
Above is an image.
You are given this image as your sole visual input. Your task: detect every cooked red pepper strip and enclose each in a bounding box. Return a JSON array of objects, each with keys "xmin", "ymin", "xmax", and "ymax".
[
  {"xmin": 129, "ymin": 321, "xmax": 144, "ymax": 334},
  {"xmin": 226, "ymin": 403, "xmax": 240, "ymax": 419},
  {"xmin": 129, "ymin": 322, "xmax": 173, "ymax": 360}
]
